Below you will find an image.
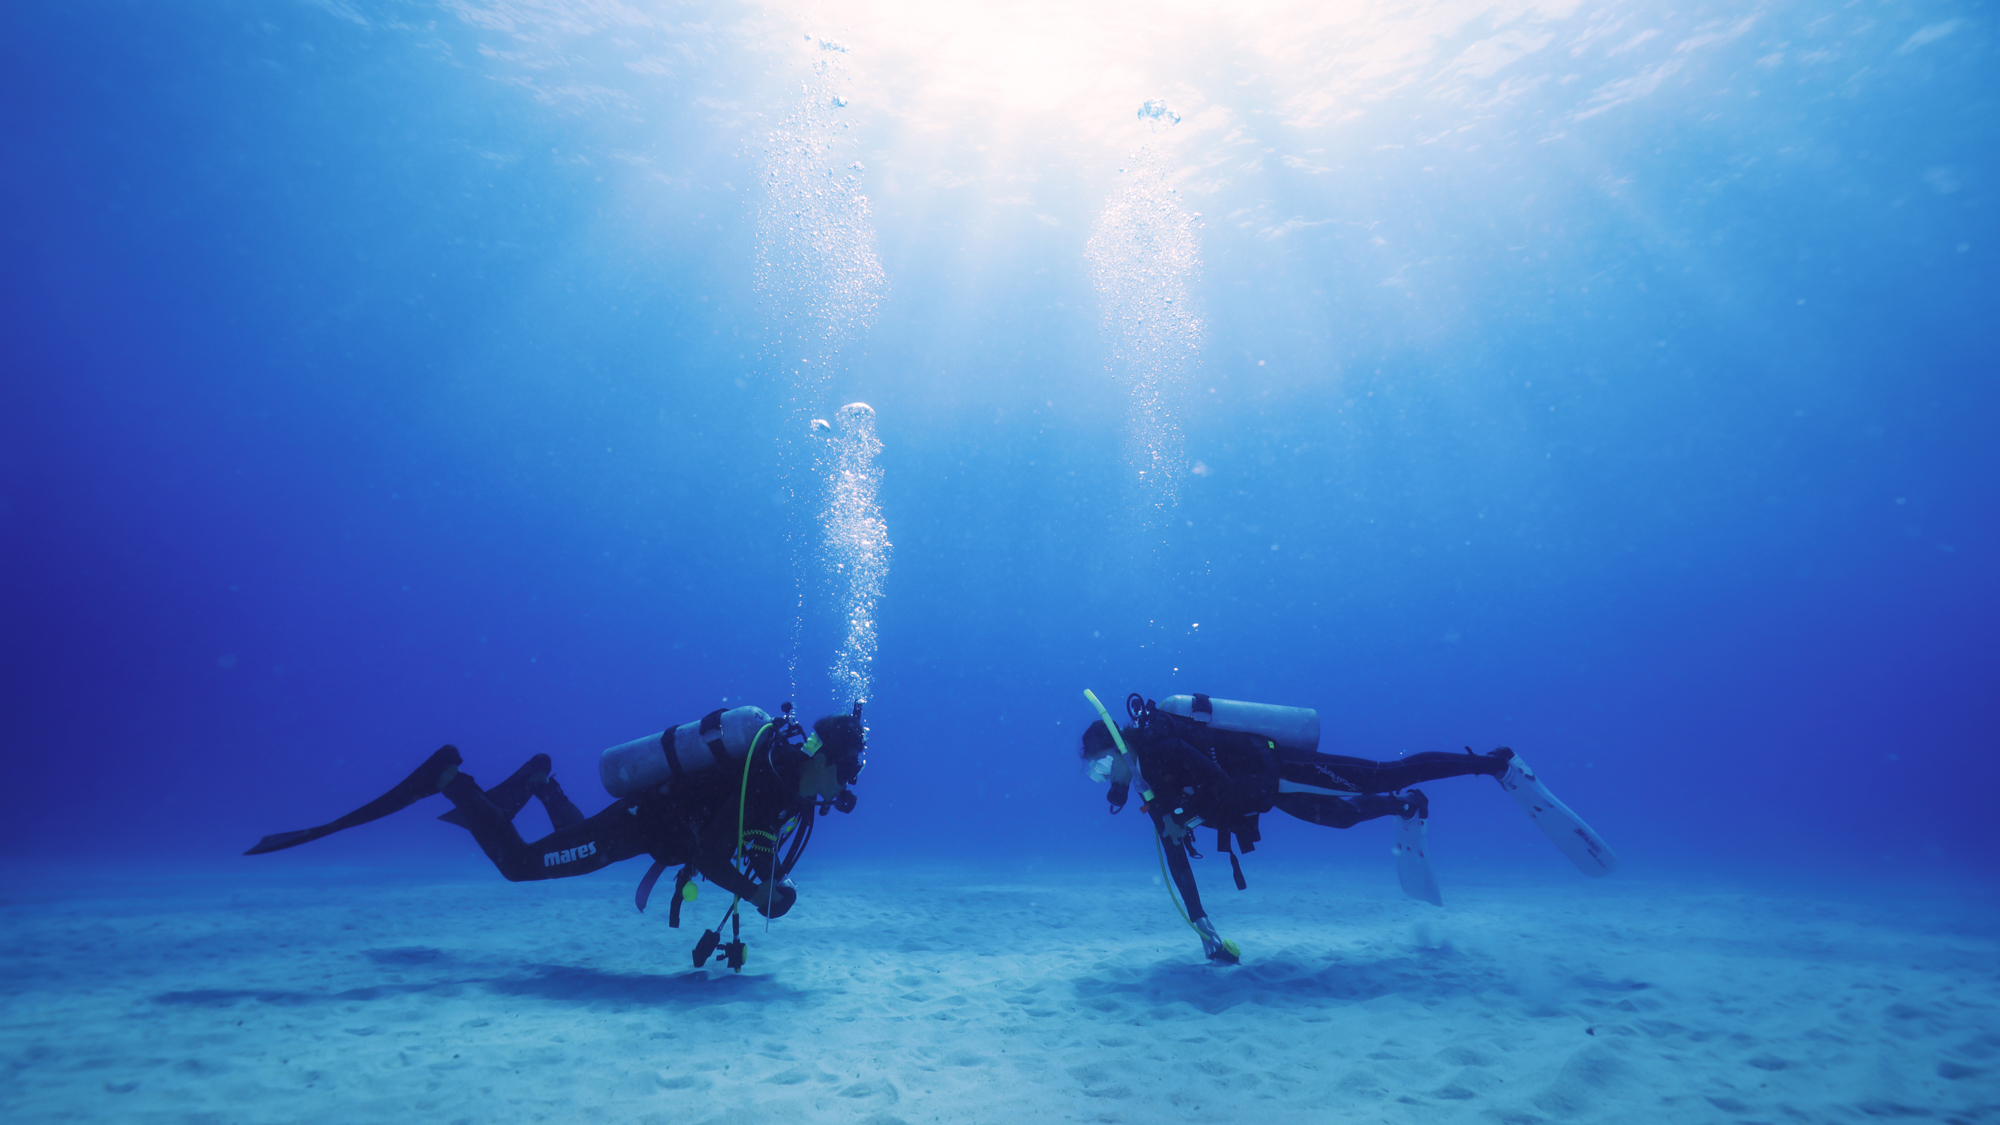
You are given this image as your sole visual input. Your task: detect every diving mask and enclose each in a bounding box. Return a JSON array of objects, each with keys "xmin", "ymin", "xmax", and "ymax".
[{"xmin": 804, "ymin": 727, "xmax": 864, "ymax": 787}]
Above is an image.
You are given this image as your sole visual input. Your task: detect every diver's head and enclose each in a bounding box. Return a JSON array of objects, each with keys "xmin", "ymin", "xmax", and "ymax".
[
  {"xmin": 1078, "ymin": 719, "xmax": 1131, "ymax": 784},
  {"xmin": 804, "ymin": 706, "xmax": 866, "ymax": 790}
]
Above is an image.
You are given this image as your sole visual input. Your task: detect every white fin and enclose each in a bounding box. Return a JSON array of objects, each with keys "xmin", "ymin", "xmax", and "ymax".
[
  {"xmin": 1497, "ymin": 754, "xmax": 1619, "ymax": 877},
  {"xmin": 1393, "ymin": 814, "xmax": 1443, "ymax": 906}
]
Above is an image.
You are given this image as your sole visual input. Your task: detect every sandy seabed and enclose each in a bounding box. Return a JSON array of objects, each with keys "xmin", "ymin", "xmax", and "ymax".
[{"xmin": 2, "ymin": 860, "xmax": 1995, "ymax": 1124}]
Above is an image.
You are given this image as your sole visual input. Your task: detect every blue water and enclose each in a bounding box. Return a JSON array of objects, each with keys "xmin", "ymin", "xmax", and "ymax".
[{"xmin": 3, "ymin": 0, "xmax": 1995, "ymax": 898}]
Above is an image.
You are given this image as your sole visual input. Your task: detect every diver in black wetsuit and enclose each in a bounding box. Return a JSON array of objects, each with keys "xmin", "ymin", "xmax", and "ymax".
[
  {"xmin": 247, "ymin": 704, "xmax": 865, "ymax": 964},
  {"xmin": 1080, "ymin": 691, "xmax": 1615, "ymax": 964}
]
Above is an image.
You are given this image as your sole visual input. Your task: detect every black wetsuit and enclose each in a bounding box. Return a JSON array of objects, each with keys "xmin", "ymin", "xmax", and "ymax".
[
  {"xmin": 441, "ymin": 741, "xmax": 814, "ymax": 904},
  {"xmin": 1124, "ymin": 724, "xmax": 1507, "ymax": 925}
]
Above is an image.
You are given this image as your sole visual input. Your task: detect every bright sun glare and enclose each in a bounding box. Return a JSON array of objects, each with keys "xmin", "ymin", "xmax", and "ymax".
[{"xmin": 763, "ymin": 0, "xmax": 1587, "ymax": 144}]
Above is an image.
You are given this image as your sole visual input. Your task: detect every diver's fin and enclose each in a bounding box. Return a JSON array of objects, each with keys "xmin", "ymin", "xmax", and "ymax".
[
  {"xmin": 1393, "ymin": 810, "xmax": 1443, "ymax": 906},
  {"xmin": 1496, "ymin": 753, "xmax": 1619, "ymax": 877},
  {"xmin": 245, "ymin": 745, "xmax": 463, "ymax": 855},
  {"xmin": 437, "ymin": 753, "xmax": 550, "ymax": 828}
]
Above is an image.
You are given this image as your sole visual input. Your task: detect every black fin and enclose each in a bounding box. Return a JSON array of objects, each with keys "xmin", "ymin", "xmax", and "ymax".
[
  {"xmin": 242, "ymin": 828, "xmax": 319, "ymax": 854},
  {"xmin": 245, "ymin": 745, "xmax": 462, "ymax": 855}
]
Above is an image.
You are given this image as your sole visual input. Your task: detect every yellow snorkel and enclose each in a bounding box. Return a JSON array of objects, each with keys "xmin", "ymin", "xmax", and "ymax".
[{"xmin": 1083, "ymin": 688, "xmax": 1154, "ymax": 806}]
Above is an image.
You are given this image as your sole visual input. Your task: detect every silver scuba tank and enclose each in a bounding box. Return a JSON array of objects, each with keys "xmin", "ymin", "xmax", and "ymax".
[
  {"xmin": 1156, "ymin": 694, "xmax": 1319, "ymax": 755},
  {"xmin": 598, "ymin": 705, "xmax": 772, "ymax": 799}
]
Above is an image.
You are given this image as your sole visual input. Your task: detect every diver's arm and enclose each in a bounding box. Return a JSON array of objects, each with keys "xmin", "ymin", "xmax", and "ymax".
[
  {"xmin": 690, "ymin": 795, "xmax": 765, "ymax": 901},
  {"xmin": 691, "ymin": 790, "xmax": 803, "ymax": 920},
  {"xmin": 1156, "ymin": 806, "xmax": 1241, "ymax": 962},
  {"xmin": 1156, "ymin": 814, "xmax": 1208, "ymax": 922}
]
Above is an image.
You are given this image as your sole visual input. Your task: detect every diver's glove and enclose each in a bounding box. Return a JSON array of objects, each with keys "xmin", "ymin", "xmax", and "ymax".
[
  {"xmin": 749, "ymin": 878, "xmax": 797, "ymax": 919},
  {"xmin": 1193, "ymin": 915, "xmax": 1241, "ymax": 965}
]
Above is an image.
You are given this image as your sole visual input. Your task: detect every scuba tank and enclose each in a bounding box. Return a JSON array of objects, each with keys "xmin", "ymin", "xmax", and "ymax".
[
  {"xmin": 1155, "ymin": 694, "xmax": 1319, "ymax": 755},
  {"xmin": 599, "ymin": 705, "xmax": 773, "ymax": 799}
]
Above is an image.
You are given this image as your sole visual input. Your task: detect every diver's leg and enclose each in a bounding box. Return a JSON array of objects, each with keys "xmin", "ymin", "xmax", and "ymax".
[
  {"xmin": 535, "ymin": 776, "xmax": 587, "ymax": 830},
  {"xmin": 440, "ymin": 774, "xmax": 643, "ymax": 882},
  {"xmin": 1272, "ymin": 791, "xmax": 1422, "ymax": 828},
  {"xmin": 1272, "ymin": 789, "xmax": 1443, "ymax": 901},
  {"xmin": 434, "ymin": 755, "xmax": 585, "ymax": 831},
  {"xmin": 436, "ymin": 753, "xmax": 552, "ymax": 827},
  {"xmin": 1279, "ymin": 748, "xmax": 1509, "ymax": 795}
]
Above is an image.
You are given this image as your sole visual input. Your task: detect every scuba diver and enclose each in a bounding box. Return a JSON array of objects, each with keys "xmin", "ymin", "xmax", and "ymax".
[
  {"xmin": 1079, "ymin": 690, "xmax": 1616, "ymax": 965},
  {"xmin": 246, "ymin": 701, "xmax": 866, "ymax": 971}
]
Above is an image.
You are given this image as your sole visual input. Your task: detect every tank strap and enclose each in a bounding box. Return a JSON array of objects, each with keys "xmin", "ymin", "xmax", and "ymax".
[
  {"xmin": 660, "ymin": 730, "xmax": 686, "ymax": 782},
  {"xmin": 699, "ymin": 709, "xmax": 732, "ymax": 767},
  {"xmin": 1191, "ymin": 693, "xmax": 1213, "ymax": 721}
]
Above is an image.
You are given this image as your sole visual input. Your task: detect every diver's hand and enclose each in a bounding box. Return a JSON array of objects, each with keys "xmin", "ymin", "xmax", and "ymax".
[
  {"xmin": 749, "ymin": 878, "xmax": 797, "ymax": 919},
  {"xmin": 1193, "ymin": 916, "xmax": 1240, "ymax": 964}
]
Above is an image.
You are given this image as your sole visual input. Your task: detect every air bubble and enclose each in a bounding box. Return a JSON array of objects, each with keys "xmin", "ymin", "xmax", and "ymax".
[
  {"xmin": 823, "ymin": 404, "xmax": 890, "ymax": 708},
  {"xmin": 1087, "ymin": 110, "xmax": 1203, "ymax": 516}
]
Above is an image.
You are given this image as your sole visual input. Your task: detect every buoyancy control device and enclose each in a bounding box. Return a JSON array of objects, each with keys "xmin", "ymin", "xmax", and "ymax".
[
  {"xmin": 599, "ymin": 705, "xmax": 773, "ymax": 799},
  {"xmin": 1120, "ymin": 692, "xmax": 1322, "ymax": 895},
  {"xmin": 1155, "ymin": 694, "xmax": 1319, "ymax": 755}
]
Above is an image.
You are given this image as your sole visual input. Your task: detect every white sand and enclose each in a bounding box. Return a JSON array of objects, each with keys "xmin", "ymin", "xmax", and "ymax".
[{"xmin": 3, "ymin": 861, "xmax": 1995, "ymax": 1123}]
